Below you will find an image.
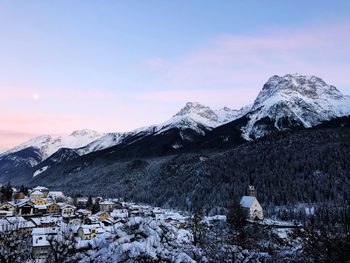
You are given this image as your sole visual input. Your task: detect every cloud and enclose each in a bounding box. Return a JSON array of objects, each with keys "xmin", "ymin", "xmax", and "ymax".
[
  {"xmin": 2, "ymin": 20, "xmax": 350, "ymax": 150},
  {"xmin": 145, "ymin": 20, "xmax": 350, "ymax": 104},
  {"xmin": 133, "ymin": 89, "xmax": 256, "ymax": 109}
]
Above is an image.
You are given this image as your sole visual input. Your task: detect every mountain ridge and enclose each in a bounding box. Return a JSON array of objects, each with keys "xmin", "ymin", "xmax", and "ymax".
[{"xmin": 1, "ymin": 73, "xmax": 350, "ymax": 185}]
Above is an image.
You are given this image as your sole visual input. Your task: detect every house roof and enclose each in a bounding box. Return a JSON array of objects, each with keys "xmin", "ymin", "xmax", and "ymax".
[
  {"xmin": 95, "ymin": 211, "xmax": 109, "ymax": 216},
  {"xmin": 31, "ymin": 190, "xmax": 44, "ymax": 195},
  {"xmin": 6, "ymin": 216, "xmax": 26, "ymax": 223},
  {"xmin": 32, "ymin": 226, "xmax": 59, "ymax": 235},
  {"xmin": 62, "ymin": 204, "xmax": 76, "ymax": 209},
  {"xmin": 17, "ymin": 200, "xmax": 34, "ymax": 207},
  {"xmin": 5, "ymin": 217, "xmax": 35, "ymax": 229},
  {"xmin": 34, "ymin": 204, "xmax": 48, "ymax": 209},
  {"xmin": 87, "ymin": 216, "xmax": 99, "ymax": 223},
  {"xmin": 240, "ymin": 196, "xmax": 256, "ymax": 208},
  {"xmin": 33, "ymin": 186, "xmax": 48, "ymax": 191},
  {"xmin": 31, "ymin": 216, "xmax": 59, "ymax": 226},
  {"xmin": 48, "ymin": 191, "xmax": 65, "ymax": 196},
  {"xmin": 0, "ymin": 201, "xmax": 16, "ymax": 207},
  {"xmin": 32, "ymin": 234, "xmax": 49, "ymax": 247},
  {"xmin": 99, "ymin": 201, "xmax": 115, "ymax": 205},
  {"xmin": 76, "ymin": 209, "xmax": 91, "ymax": 213}
]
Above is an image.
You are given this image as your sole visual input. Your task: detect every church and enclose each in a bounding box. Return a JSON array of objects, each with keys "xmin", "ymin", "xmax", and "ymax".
[{"xmin": 240, "ymin": 185, "xmax": 263, "ymax": 220}]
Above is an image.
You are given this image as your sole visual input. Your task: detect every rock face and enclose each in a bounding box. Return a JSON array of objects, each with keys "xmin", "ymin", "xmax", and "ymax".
[{"xmin": 241, "ymin": 73, "xmax": 350, "ymax": 139}]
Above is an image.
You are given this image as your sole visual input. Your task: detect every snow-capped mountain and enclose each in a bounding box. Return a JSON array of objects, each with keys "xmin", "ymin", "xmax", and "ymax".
[
  {"xmin": 0, "ymin": 129, "xmax": 104, "ymax": 163},
  {"xmin": 78, "ymin": 102, "xmax": 249, "ymax": 154},
  {"xmin": 241, "ymin": 73, "xmax": 350, "ymax": 139},
  {"xmin": 2, "ymin": 73, "xmax": 350, "ymax": 185},
  {"xmin": 161, "ymin": 102, "xmax": 250, "ymax": 133}
]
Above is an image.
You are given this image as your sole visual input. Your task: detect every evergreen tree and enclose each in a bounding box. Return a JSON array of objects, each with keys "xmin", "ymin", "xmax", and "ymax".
[
  {"xmin": 227, "ymin": 198, "xmax": 246, "ymax": 246},
  {"xmin": 86, "ymin": 195, "xmax": 93, "ymax": 210}
]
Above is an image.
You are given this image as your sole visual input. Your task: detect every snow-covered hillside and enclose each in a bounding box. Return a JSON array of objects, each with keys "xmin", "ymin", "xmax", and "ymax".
[
  {"xmin": 0, "ymin": 129, "xmax": 104, "ymax": 161},
  {"xmin": 78, "ymin": 102, "xmax": 249, "ymax": 154},
  {"xmin": 2, "ymin": 73, "xmax": 350, "ymax": 164},
  {"xmin": 241, "ymin": 73, "xmax": 350, "ymax": 139}
]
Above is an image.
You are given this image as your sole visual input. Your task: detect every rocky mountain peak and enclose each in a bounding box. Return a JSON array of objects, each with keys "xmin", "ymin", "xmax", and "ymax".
[
  {"xmin": 70, "ymin": 129, "xmax": 102, "ymax": 138},
  {"xmin": 174, "ymin": 102, "xmax": 219, "ymax": 122},
  {"xmin": 242, "ymin": 73, "xmax": 350, "ymax": 140},
  {"xmin": 255, "ymin": 73, "xmax": 343, "ymax": 106}
]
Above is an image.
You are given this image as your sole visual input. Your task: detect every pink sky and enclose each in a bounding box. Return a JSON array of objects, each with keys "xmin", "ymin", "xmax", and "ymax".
[{"xmin": 1, "ymin": 20, "xmax": 350, "ymax": 152}]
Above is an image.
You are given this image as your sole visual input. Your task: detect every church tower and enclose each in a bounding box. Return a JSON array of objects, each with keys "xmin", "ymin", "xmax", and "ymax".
[{"xmin": 247, "ymin": 185, "xmax": 256, "ymax": 197}]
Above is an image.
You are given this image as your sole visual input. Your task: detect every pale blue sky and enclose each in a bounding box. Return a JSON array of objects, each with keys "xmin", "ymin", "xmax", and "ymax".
[{"xmin": 0, "ymin": 1, "xmax": 350, "ymax": 150}]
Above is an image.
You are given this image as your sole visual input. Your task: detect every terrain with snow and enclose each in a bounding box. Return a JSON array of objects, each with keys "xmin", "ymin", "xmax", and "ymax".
[
  {"xmin": 1, "ymin": 73, "xmax": 350, "ymax": 185},
  {"xmin": 0, "ymin": 129, "xmax": 104, "ymax": 162},
  {"xmin": 241, "ymin": 73, "xmax": 350, "ymax": 139},
  {"xmin": 78, "ymin": 102, "xmax": 250, "ymax": 155}
]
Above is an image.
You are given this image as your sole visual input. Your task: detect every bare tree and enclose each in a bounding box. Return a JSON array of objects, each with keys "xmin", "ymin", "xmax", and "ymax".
[
  {"xmin": 0, "ymin": 220, "xmax": 31, "ymax": 263},
  {"xmin": 47, "ymin": 226, "xmax": 77, "ymax": 263}
]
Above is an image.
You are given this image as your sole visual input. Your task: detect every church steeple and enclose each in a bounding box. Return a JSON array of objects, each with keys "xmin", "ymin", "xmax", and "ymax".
[
  {"xmin": 247, "ymin": 185, "xmax": 256, "ymax": 197},
  {"xmin": 247, "ymin": 174, "xmax": 256, "ymax": 196}
]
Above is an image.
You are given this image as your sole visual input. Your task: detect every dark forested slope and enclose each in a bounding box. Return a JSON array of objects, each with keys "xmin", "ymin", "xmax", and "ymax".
[{"xmin": 30, "ymin": 124, "xmax": 350, "ymax": 213}]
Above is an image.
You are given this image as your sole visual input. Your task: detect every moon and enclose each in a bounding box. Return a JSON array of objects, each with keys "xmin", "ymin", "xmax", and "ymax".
[{"xmin": 32, "ymin": 93, "xmax": 40, "ymax": 100}]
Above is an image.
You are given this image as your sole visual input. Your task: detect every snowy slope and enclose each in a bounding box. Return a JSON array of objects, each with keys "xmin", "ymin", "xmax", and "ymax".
[
  {"xmin": 5, "ymin": 74, "xmax": 349, "ymax": 160},
  {"xmin": 241, "ymin": 73, "xmax": 350, "ymax": 139},
  {"xmin": 78, "ymin": 102, "xmax": 250, "ymax": 154},
  {"xmin": 157, "ymin": 102, "xmax": 250, "ymax": 134},
  {"xmin": 0, "ymin": 129, "xmax": 104, "ymax": 161}
]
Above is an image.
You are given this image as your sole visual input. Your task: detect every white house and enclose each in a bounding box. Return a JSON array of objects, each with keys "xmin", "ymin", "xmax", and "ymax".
[
  {"xmin": 32, "ymin": 186, "xmax": 49, "ymax": 198},
  {"xmin": 77, "ymin": 224, "xmax": 104, "ymax": 240},
  {"xmin": 30, "ymin": 190, "xmax": 44, "ymax": 200},
  {"xmin": 47, "ymin": 191, "xmax": 65, "ymax": 202},
  {"xmin": 99, "ymin": 200, "xmax": 116, "ymax": 211},
  {"xmin": 240, "ymin": 185, "xmax": 263, "ymax": 220},
  {"xmin": 61, "ymin": 204, "xmax": 76, "ymax": 218},
  {"xmin": 32, "ymin": 227, "xmax": 59, "ymax": 259}
]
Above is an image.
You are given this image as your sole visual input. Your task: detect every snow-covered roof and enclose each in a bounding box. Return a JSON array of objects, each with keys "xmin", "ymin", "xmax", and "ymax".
[
  {"xmin": 34, "ymin": 204, "xmax": 48, "ymax": 209},
  {"xmin": 32, "ymin": 226, "xmax": 60, "ymax": 235},
  {"xmin": 33, "ymin": 186, "xmax": 49, "ymax": 191},
  {"xmin": 82, "ymin": 228, "xmax": 91, "ymax": 234},
  {"xmin": 99, "ymin": 201, "xmax": 115, "ymax": 205},
  {"xmin": 240, "ymin": 196, "xmax": 256, "ymax": 208},
  {"xmin": 56, "ymin": 202, "xmax": 66, "ymax": 207},
  {"xmin": 17, "ymin": 200, "xmax": 34, "ymax": 207},
  {"xmin": 6, "ymin": 216, "xmax": 26, "ymax": 223},
  {"xmin": 48, "ymin": 191, "xmax": 65, "ymax": 196},
  {"xmin": 62, "ymin": 204, "xmax": 76, "ymax": 209},
  {"xmin": 110, "ymin": 209, "xmax": 128, "ymax": 218},
  {"xmin": 5, "ymin": 217, "xmax": 35, "ymax": 229},
  {"xmin": 31, "ymin": 190, "xmax": 44, "ymax": 195},
  {"xmin": 0, "ymin": 210, "xmax": 14, "ymax": 216},
  {"xmin": 0, "ymin": 201, "xmax": 16, "ymax": 207},
  {"xmin": 79, "ymin": 223, "xmax": 101, "ymax": 234},
  {"xmin": 95, "ymin": 211, "xmax": 109, "ymax": 216},
  {"xmin": 47, "ymin": 202, "xmax": 59, "ymax": 207},
  {"xmin": 87, "ymin": 216, "xmax": 99, "ymax": 223},
  {"xmin": 31, "ymin": 216, "xmax": 59, "ymax": 226},
  {"xmin": 76, "ymin": 208, "xmax": 91, "ymax": 214},
  {"xmin": 32, "ymin": 234, "xmax": 49, "ymax": 247},
  {"xmin": 156, "ymin": 212, "xmax": 186, "ymax": 221}
]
